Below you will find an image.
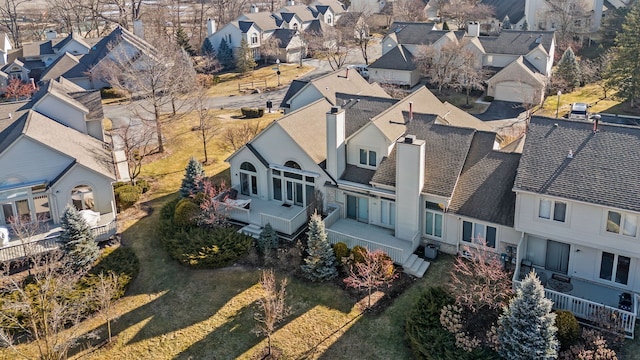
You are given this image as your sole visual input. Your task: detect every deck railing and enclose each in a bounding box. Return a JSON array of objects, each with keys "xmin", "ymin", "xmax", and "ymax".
[
  {"xmin": 92, "ymin": 219, "xmax": 117, "ymax": 241},
  {"xmin": 261, "ymin": 204, "xmax": 310, "ymax": 235},
  {"xmin": 323, "ymin": 206, "xmax": 340, "ymax": 228},
  {"xmin": 513, "ymin": 279, "xmax": 636, "ymax": 338},
  {"xmin": 325, "ymin": 228, "xmax": 405, "ymax": 264}
]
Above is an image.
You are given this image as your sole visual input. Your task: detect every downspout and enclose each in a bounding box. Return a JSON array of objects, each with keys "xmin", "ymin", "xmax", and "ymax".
[{"xmin": 513, "ymin": 231, "xmax": 525, "ymax": 285}]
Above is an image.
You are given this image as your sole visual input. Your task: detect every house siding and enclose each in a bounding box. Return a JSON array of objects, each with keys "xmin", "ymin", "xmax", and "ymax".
[
  {"xmin": 51, "ymin": 164, "xmax": 116, "ymax": 220},
  {"xmin": 35, "ymin": 95, "xmax": 87, "ymax": 134},
  {"xmin": 287, "ymin": 86, "xmax": 324, "ymax": 113},
  {"xmin": 0, "ymin": 137, "xmax": 73, "ymax": 184}
]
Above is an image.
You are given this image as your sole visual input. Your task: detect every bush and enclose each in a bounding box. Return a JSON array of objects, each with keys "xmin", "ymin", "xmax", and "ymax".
[
  {"xmin": 241, "ymin": 107, "xmax": 265, "ymax": 118},
  {"xmin": 159, "ymin": 199, "xmax": 253, "ymax": 268},
  {"xmin": 333, "ymin": 242, "xmax": 349, "ymax": 259},
  {"xmin": 405, "ymin": 287, "xmax": 496, "ymax": 360},
  {"xmin": 483, "ymin": 96, "xmax": 494, "ymax": 102},
  {"xmin": 135, "ymin": 179, "xmax": 151, "ymax": 194},
  {"xmin": 352, "ymin": 245, "xmax": 367, "ymax": 263},
  {"xmin": 555, "ymin": 310, "xmax": 580, "ymax": 350},
  {"xmin": 174, "ymin": 198, "xmax": 201, "ymax": 228},
  {"xmin": 100, "ymin": 87, "xmax": 124, "ymax": 99},
  {"xmin": 114, "ymin": 184, "xmax": 142, "ymax": 210}
]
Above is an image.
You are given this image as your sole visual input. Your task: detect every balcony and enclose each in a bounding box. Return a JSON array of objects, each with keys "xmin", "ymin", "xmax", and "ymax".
[
  {"xmin": 0, "ymin": 212, "xmax": 117, "ymax": 263},
  {"xmin": 514, "ymin": 266, "xmax": 637, "ymax": 338},
  {"xmin": 215, "ymin": 192, "xmax": 310, "ymax": 237}
]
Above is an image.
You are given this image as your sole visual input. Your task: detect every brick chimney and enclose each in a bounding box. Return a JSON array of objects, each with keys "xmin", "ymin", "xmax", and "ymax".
[{"xmin": 207, "ymin": 19, "xmax": 217, "ymax": 37}]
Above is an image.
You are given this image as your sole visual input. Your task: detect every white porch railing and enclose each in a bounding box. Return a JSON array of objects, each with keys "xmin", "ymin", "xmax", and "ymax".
[
  {"xmin": 323, "ymin": 205, "xmax": 341, "ymax": 228},
  {"xmin": 513, "ymin": 279, "xmax": 636, "ymax": 338},
  {"xmin": 92, "ymin": 219, "xmax": 117, "ymax": 241},
  {"xmin": 261, "ymin": 204, "xmax": 310, "ymax": 235},
  {"xmin": 218, "ymin": 202, "xmax": 250, "ymax": 223},
  {"xmin": 325, "ymin": 229, "xmax": 405, "ymax": 264}
]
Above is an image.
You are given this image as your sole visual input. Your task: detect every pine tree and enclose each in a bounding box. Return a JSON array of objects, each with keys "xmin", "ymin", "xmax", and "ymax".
[
  {"xmin": 502, "ymin": 15, "xmax": 512, "ymax": 29},
  {"xmin": 59, "ymin": 205, "xmax": 99, "ymax": 270},
  {"xmin": 180, "ymin": 157, "xmax": 205, "ymax": 198},
  {"xmin": 258, "ymin": 223, "xmax": 279, "ymax": 254},
  {"xmin": 442, "ymin": 21, "xmax": 450, "ymax": 31},
  {"xmin": 217, "ymin": 38, "xmax": 234, "ymax": 69},
  {"xmin": 556, "ymin": 47, "xmax": 581, "ymax": 90},
  {"xmin": 606, "ymin": 1, "xmax": 640, "ymax": 107},
  {"xmin": 498, "ymin": 272, "xmax": 559, "ymax": 360},
  {"xmin": 301, "ymin": 212, "xmax": 337, "ymax": 282},
  {"xmin": 175, "ymin": 26, "xmax": 195, "ymax": 56},
  {"xmin": 201, "ymin": 37, "xmax": 215, "ymax": 56},
  {"xmin": 521, "ymin": 20, "xmax": 529, "ymax": 31},
  {"xmin": 236, "ymin": 38, "xmax": 257, "ymax": 74}
]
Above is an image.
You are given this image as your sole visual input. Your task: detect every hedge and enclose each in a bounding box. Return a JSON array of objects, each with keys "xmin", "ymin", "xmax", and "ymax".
[{"xmin": 241, "ymin": 107, "xmax": 265, "ymax": 118}]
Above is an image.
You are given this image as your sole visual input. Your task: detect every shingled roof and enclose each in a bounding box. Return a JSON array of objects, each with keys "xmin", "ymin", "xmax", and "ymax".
[
  {"xmin": 271, "ymin": 28, "xmax": 299, "ymax": 48},
  {"xmin": 481, "ymin": 0, "xmax": 526, "ymax": 24},
  {"xmin": 478, "ymin": 30, "xmax": 555, "ymax": 55},
  {"xmin": 386, "ymin": 22, "xmax": 437, "ymax": 44},
  {"xmin": 335, "ymin": 93, "xmax": 399, "ymax": 138},
  {"xmin": 515, "ymin": 117, "xmax": 640, "ymax": 213},
  {"xmin": 368, "ymin": 45, "xmax": 415, "ymax": 71},
  {"xmin": 449, "ymin": 131, "xmax": 520, "ymax": 226}
]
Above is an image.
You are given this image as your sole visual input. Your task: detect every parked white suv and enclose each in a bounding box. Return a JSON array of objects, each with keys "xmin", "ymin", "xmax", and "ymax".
[
  {"xmin": 350, "ymin": 64, "xmax": 369, "ymax": 79},
  {"xmin": 568, "ymin": 103, "xmax": 589, "ymax": 121}
]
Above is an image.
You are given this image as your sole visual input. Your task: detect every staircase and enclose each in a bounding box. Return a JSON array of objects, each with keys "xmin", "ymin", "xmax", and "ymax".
[
  {"xmin": 402, "ymin": 253, "xmax": 430, "ymax": 278},
  {"xmin": 238, "ymin": 224, "xmax": 262, "ymax": 239}
]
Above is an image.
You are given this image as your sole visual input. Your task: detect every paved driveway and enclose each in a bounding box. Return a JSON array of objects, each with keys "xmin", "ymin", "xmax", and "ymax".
[{"xmin": 476, "ymin": 101, "xmax": 526, "ymax": 121}]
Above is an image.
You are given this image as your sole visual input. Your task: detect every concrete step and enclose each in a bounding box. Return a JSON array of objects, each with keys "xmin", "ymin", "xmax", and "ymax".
[
  {"xmin": 402, "ymin": 254, "xmax": 430, "ymax": 278},
  {"xmin": 238, "ymin": 224, "xmax": 262, "ymax": 239}
]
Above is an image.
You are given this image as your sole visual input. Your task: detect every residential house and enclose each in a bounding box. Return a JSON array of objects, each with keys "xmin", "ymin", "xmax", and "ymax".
[
  {"xmin": 225, "ymin": 69, "xmax": 511, "ymax": 278},
  {"xmin": 279, "ymin": 68, "xmax": 389, "ymax": 113},
  {"xmin": 0, "ymin": 76, "xmax": 117, "ymax": 260},
  {"xmin": 0, "ymin": 32, "xmax": 13, "ymax": 66},
  {"xmin": 369, "ymin": 21, "xmax": 555, "ymax": 103},
  {"xmin": 204, "ymin": 0, "xmax": 346, "ymax": 63},
  {"xmin": 512, "ymin": 116, "xmax": 640, "ymax": 337},
  {"xmin": 39, "ymin": 26, "xmax": 159, "ymax": 90},
  {"xmin": 524, "ymin": 0, "xmax": 632, "ymax": 34},
  {"xmin": 480, "ymin": 0, "xmax": 527, "ymax": 31}
]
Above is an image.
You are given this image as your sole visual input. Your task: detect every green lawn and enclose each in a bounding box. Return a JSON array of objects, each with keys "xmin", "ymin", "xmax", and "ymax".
[{"xmin": 535, "ymin": 83, "xmax": 626, "ymax": 118}]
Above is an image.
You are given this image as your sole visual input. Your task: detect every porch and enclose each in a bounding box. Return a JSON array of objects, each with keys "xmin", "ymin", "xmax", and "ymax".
[
  {"xmin": 216, "ymin": 192, "xmax": 310, "ymax": 238},
  {"xmin": 0, "ymin": 212, "xmax": 117, "ymax": 262},
  {"xmin": 514, "ymin": 265, "xmax": 638, "ymax": 338},
  {"xmin": 323, "ymin": 206, "xmax": 430, "ymax": 277}
]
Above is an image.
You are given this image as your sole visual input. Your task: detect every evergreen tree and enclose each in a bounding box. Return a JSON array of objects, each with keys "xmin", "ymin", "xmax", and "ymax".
[
  {"xmin": 521, "ymin": 19, "xmax": 529, "ymax": 31},
  {"xmin": 217, "ymin": 38, "xmax": 234, "ymax": 69},
  {"xmin": 498, "ymin": 272, "xmax": 559, "ymax": 360},
  {"xmin": 59, "ymin": 205, "xmax": 99, "ymax": 270},
  {"xmin": 180, "ymin": 157, "xmax": 205, "ymax": 197},
  {"xmin": 301, "ymin": 212, "xmax": 337, "ymax": 282},
  {"xmin": 502, "ymin": 15, "xmax": 512, "ymax": 29},
  {"xmin": 236, "ymin": 38, "xmax": 257, "ymax": 74},
  {"xmin": 201, "ymin": 37, "xmax": 215, "ymax": 56},
  {"xmin": 606, "ymin": 1, "xmax": 640, "ymax": 107},
  {"xmin": 442, "ymin": 21, "xmax": 450, "ymax": 31},
  {"xmin": 556, "ymin": 47, "xmax": 581, "ymax": 90},
  {"xmin": 257, "ymin": 223, "xmax": 279, "ymax": 254},
  {"xmin": 175, "ymin": 26, "xmax": 195, "ymax": 56}
]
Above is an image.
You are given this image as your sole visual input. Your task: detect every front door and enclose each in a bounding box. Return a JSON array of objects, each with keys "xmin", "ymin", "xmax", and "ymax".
[
  {"xmin": 346, "ymin": 195, "xmax": 368, "ymax": 223},
  {"xmin": 286, "ymin": 180, "xmax": 304, "ymax": 206},
  {"xmin": 240, "ymin": 173, "xmax": 258, "ymax": 196},
  {"xmin": 546, "ymin": 240, "xmax": 570, "ymax": 274}
]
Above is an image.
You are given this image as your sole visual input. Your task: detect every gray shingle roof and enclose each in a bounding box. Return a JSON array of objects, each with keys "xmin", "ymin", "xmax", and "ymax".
[
  {"xmin": 271, "ymin": 28, "xmax": 298, "ymax": 48},
  {"xmin": 341, "ymin": 164, "xmax": 376, "ymax": 184},
  {"xmin": 515, "ymin": 117, "xmax": 640, "ymax": 213},
  {"xmin": 40, "ymin": 52, "xmax": 81, "ymax": 82},
  {"xmin": 335, "ymin": 93, "xmax": 399, "ymax": 138},
  {"xmin": 68, "ymin": 90, "xmax": 103, "ymax": 121},
  {"xmin": 371, "ymin": 114, "xmax": 478, "ymax": 197},
  {"xmin": 449, "ymin": 131, "xmax": 520, "ymax": 226},
  {"xmin": 368, "ymin": 45, "xmax": 415, "ymax": 71},
  {"xmin": 481, "ymin": 0, "xmax": 526, "ymax": 24},
  {"xmin": 386, "ymin": 22, "xmax": 436, "ymax": 44},
  {"xmin": 279, "ymin": 79, "xmax": 308, "ymax": 108},
  {"xmin": 478, "ymin": 30, "xmax": 555, "ymax": 55}
]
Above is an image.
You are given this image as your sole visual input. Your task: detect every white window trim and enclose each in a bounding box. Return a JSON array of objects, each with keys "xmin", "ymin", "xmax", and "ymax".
[
  {"xmin": 358, "ymin": 148, "xmax": 378, "ymax": 169},
  {"xmin": 424, "ymin": 206, "xmax": 443, "ymax": 239},
  {"xmin": 597, "ymin": 251, "xmax": 632, "ymax": 287},
  {"xmin": 537, "ymin": 197, "xmax": 568, "ymax": 223},
  {"xmin": 604, "ymin": 209, "xmax": 638, "ymax": 238},
  {"xmin": 461, "ymin": 219, "xmax": 498, "ymax": 249}
]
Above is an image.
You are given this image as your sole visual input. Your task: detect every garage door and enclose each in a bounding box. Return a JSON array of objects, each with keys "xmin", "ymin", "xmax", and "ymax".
[{"xmin": 493, "ymin": 81, "xmax": 536, "ymax": 103}]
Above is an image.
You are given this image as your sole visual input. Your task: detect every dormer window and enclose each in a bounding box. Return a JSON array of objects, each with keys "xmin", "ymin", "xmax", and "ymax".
[
  {"xmin": 293, "ymin": 23, "xmax": 298, "ymax": 30},
  {"xmin": 251, "ymin": 33, "xmax": 258, "ymax": 44},
  {"xmin": 359, "ymin": 149, "xmax": 376, "ymax": 167},
  {"xmin": 327, "ymin": 15, "xmax": 332, "ymax": 25}
]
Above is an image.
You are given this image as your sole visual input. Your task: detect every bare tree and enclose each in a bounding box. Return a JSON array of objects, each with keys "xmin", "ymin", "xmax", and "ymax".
[
  {"xmin": 353, "ymin": 13, "xmax": 373, "ymax": 65},
  {"xmin": 305, "ymin": 26, "xmax": 348, "ymax": 71},
  {"xmin": 210, "ymin": 0, "xmax": 250, "ymax": 26},
  {"xmin": 0, "ymin": 0, "xmax": 30, "ymax": 47},
  {"xmin": 219, "ymin": 121, "xmax": 263, "ymax": 152},
  {"xmin": 414, "ymin": 40, "xmax": 473, "ymax": 93},
  {"xmin": 394, "ymin": 0, "xmax": 427, "ymax": 22},
  {"xmin": 0, "ymin": 257, "xmax": 92, "ymax": 360},
  {"xmin": 449, "ymin": 49, "xmax": 488, "ymax": 107},
  {"xmin": 581, "ymin": 50, "xmax": 614, "ymax": 99},
  {"xmin": 8, "ymin": 215, "xmax": 50, "ymax": 275},
  {"xmin": 92, "ymin": 271, "xmax": 124, "ymax": 343},
  {"xmin": 112, "ymin": 118, "xmax": 157, "ymax": 184},
  {"xmin": 94, "ymin": 38, "xmax": 196, "ymax": 153},
  {"xmin": 440, "ymin": 0, "xmax": 495, "ymax": 30},
  {"xmin": 344, "ymin": 249, "xmax": 398, "ymax": 309},
  {"xmin": 543, "ymin": 0, "xmax": 591, "ymax": 45},
  {"xmin": 193, "ymin": 85, "xmax": 221, "ymax": 164},
  {"xmin": 253, "ymin": 269, "xmax": 290, "ymax": 357},
  {"xmin": 260, "ymin": 36, "xmax": 282, "ymax": 64}
]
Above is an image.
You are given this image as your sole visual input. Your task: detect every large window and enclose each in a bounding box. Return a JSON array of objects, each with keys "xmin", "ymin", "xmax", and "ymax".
[
  {"xmin": 359, "ymin": 149, "xmax": 377, "ymax": 167},
  {"xmin": 600, "ymin": 252, "xmax": 631, "ymax": 285},
  {"xmin": 271, "ymin": 164, "xmax": 315, "ymax": 206},
  {"xmin": 240, "ymin": 162, "xmax": 258, "ymax": 196},
  {"xmin": 425, "ymin": 202, "xmax": 442, "ymax": 238},
  {"xmin": 538, "ymin": 199, "xmax": 566, "ymax": 222},
  {"xmin": 606, "ymin": 210, "xmax": 638, "ymax": 237},
  {"xmin": 72, "ymin": 185, "xmax": 95, "ymax": 211},
  {"xmin": 380, "ymin": 199, "xmax": 395, "ymax": 227},
  {"xmin": 462, "ymin": 220, "xmax": 496, "ymax": 248}
]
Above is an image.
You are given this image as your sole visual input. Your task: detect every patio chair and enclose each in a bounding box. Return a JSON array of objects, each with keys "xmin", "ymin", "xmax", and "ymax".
[
  {"xmin": 229, "ymin": 189, "xmax": 238, "ymax": 200},
  {"xmin": 619, "ymin": 292, "xmax": 633, "ymax": 312}
]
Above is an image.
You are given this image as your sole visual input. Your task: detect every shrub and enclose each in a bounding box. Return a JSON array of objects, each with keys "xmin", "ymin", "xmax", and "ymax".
[
  {"xmin": 405, "ymin": 287, "xmax": 496, "ymax": 360},
  {"xmin": 352, "ymin": 245, "xmax": 367, "ymax": 263},
  {"xmin": 114, "ymin": 184, "xmax": 142, "ymax": 210},
  {"xmin": 257, "ymin": 223, "xmax": 279, "ymax": 254},
  {"xmin": 241, "ymin": 107, "xmax": 265, "ymax": 118},
  {"xmin": 135, "ymin": 179, "xmax": 151, "ymax": 194},
  {"xmin": 483, "ymin": 96, "xmax": 494, "ymax": 102},
  {"xmin": 86, "ymin": 246, "xmax": 140, "ymax": 298},
  {"xmin": 174, "ymin": 198, "xmax": 201, "ymax": 228},
  {"xmin": 333, "ymin": 242, "xmax": 349, "ymax": 259},
  {"xmin": 555, "ymin": 310, "xmax": 581, "ymax": 350},
  {"xmin": 100, "ymin": 87, "xmax": 124, "ymax": 99}
]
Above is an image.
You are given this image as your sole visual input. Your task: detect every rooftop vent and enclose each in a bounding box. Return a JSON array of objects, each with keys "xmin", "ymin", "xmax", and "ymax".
[
  {"xmin": 567, "ymin": 150, "xmax": 573, "ymax": 159},
  {"xmin": 330, "ymin": 106, "xmax": 340, "ymax": 114}
]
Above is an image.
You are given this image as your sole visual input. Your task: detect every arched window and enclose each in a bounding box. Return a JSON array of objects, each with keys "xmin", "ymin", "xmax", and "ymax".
[
  {"xmin": 327, "ymin": 15, "xmax": 333, "ymax": 25},
  {"xmin": 71, "ymin": 185, "xmax": 95, "ymax": 211},
  {"xmin": 293, "ymin": 23, "xmax": 299, "ymax": 30},
  {"xmin": 239, "ymin": 162, "xmax": 258, "ymax": 196},
  {"xmin": 284, "ymin": 160, "xmax": 301, "ymax": 170},
  {"xmin": 251, "ymin": 33, "xmax": 258, "ymax": 44}
]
